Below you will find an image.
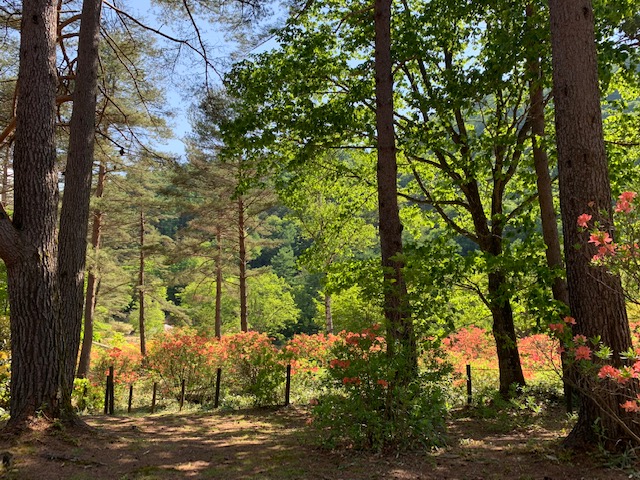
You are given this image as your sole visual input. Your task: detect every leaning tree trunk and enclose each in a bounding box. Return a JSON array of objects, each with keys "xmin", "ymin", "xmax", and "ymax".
[
  {"xmin": 374, "ymin": 0, "xmax": 416, "ymax": 377},
  {"xmin": 549, "ymin": 0, "xmax": 637, "ymax": 446},
  {"xmin": 57, "ymin": 0, "xmax": 103, "ymax": 412},
  {"xmin": 77, "ymin": 161, "xmax": 106, "ymax": 378},
  {"xmin": 0, "ymin": 0, "xmax": 61, "ymax": 427}
]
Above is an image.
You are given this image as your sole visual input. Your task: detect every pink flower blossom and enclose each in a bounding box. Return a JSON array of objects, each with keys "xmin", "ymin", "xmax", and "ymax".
[
  {"xmin": 589, "ymin": 231, "xmax": 613, "ymax": 246},
  {"xmin": 620, "ymin": 191, "xmax": 637, "ymax": 202},
  {"xmin": 549, "ymin": 323, "xmax": 565, "ymax": 334},
  {"xmin": 573, "ymin": 334, "xmax": 588, "ymax": 344},
  {"xmin": 598, "ymin": 365, "xmax": 620, "ymax": 380},
  {"xmin": 577, "ymin": 214, "xmax": 592, "ymax": 228},
  {"xmin": 620, "ymin": 400, "xmax": 640, "ymax": 413},
  {"xmin": 574, "ymin": 345, "xmax": 592, "ymax": 361},
  {"xmin": 564, "ymin": 316, "xmax": 577, "ymax": 325}
]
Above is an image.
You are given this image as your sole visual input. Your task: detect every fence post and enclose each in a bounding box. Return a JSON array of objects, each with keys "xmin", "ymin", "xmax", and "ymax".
[
  {"xmin": 179, "ymin": 379, "xmax": 186, "ymax": 411},
  {"xmin": 128, "ymin": 384, "xmax": 134, "ymax": 413},
  {"xmin": 285, "ymin": 364, "xmax": 291, "ymax": 406},
  {"xmin": 108, "ymin": 365, "xmax": 115, "ymax": 415},
  {"xmin": 151, "ymin": 382, "xmax": 157, "ymax": 413},
  {"xmin": 214, "ymin": 368, "xmax": 222, "ymax": 409},
  {"xmin": 466, "ymin": 364, "xmax": 472, "ymax": 405},
  {"xmin": 104, "ymin": 371, "xmax": 110, "ymax": 415}
]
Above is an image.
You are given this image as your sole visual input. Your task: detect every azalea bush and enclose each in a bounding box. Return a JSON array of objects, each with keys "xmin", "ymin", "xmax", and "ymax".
[
  {"xmin": 91, "ymin": 341, "xmax": 144, "ymax": 386},
  {"xmin": 219, "ymin": 331, "xmax": 286, "ymax": 406},
  {"xmin": 281, "ymin": 332, "xmax": 338, "ymax": 403},
  {"xmin": 313, "ymin": 326, "xmax": 447, "ymax": 451},
  {"xmin": 146, "ymin": 328, "xmax": 218, "ymax": 401}
]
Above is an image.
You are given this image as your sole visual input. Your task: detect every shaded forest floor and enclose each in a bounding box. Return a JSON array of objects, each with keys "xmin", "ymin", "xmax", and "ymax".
[{"xmin": 0, "ymin": 405, "xmax": 637, "ymax": 480}]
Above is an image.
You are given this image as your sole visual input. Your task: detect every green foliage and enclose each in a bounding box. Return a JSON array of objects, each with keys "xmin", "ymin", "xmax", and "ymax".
[
  {"xmin": 313, "ymin": 286, "xmax": 384, "ymax": 333},
  {"xmin": 246, "ymin": 272, "xmax": 300, "ymax": 338},
  {"xmin": 313, "ymin": 328, "xmax": 447, "ymax": 451},
  {"xmin": 72, "ymin": 378, "xmax": 104, "ymax": 413}
]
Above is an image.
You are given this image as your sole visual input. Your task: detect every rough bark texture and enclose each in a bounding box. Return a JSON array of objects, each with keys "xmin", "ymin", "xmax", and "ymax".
[
  {"xmin": 548, "ymin": 0, "xmax": 636, "ymax": 445},
  {"xmin": 374, "ymin": 0, "xmax": 416, "ymax": 374},
  {"xmin": 238, "ymin": 197, "xmax": 248, "ymax": 332},
  {"xmin": 57, "ymin": 0, "xmax": 103, "ymax": 409},
  {"xmin": 1, "ymin": 0, "xmax": 61, "ymax": 426},
  {"xmin": 77, "ymin": 162, "xmax": 106, "ymax": 378}
]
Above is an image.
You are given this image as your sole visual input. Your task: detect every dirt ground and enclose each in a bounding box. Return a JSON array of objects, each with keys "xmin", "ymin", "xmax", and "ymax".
[{"xmin": 0, "ymin": 405, "xmax": 636, "ymax": 480}]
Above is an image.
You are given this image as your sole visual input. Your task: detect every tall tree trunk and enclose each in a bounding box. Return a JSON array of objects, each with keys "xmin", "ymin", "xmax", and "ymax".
[
  {"xmin": 465, "ymin": 177, "xmax": 526, "ymax": 397},
  {"xmin": 77, "ymin": 161, "xmax": 106, "ymax": 378},
  {"xmin": 488, "ymin": 270, "xmax": 526, "ymax": 396},
  {"xmin": 215, "ymin": 225, "xmax": 223, "ymax": 339},
  {"xmin": 525, "ymin": 3, "xmax": 573, "ymax": 406},
  {"xmin": 0, "ymin": 0, "xmax": 61, "ymax": 427},
  {"xmin": 238, "ymin": 197, "xmax": 248, "ymax": 332},
  {"xmin": 57, "ymin": 0, "xmax": 103, "ymax": 412},
  {"xmin": 324, "ymin": 291, "xmax": 333, "ymax": 334},
  {"xmin": 139, "ymin": 210, "xmax": 146, "ymax": 356},
  {"xmin": 548, "ymin": 0, "xmax": 637, "ymax": 445},
  {"xmin": 373, "ymin": 0, "xmax": 416, "ymax": 376},
  {"xmin": 1, "ymin": 142, "xmax": 10, "ymax": 205}
]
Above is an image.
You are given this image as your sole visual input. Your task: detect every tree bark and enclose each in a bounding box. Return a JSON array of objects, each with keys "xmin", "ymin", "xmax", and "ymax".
[
  {"xmin": 374, "ymin": 0, "xmax": 416, "ymax": 375},
  {"xmin": 548, "ymin": 0, "xmax": 637, "ymax": 445},
  {"xmin": 77, "ymin": 161, "xmax": 106, "ymax": 378},
  {"xmin": 0, "ymin": 0, "xmax": 61, "ymax": 427},
  {"xmin": 488, "ymin": 271, "xmax": 526, "ymax": 396},
  {"xmin": 57, "ymin": 0, "xmax": 103, "ymax": 411},
  {"xmin": 525, "ymin": 3, "xmax": 573, "ymax": 405},
  {"xmin": 238, "ymin": 197, "xmax": 248, "ymax": 332},
  {"xmin": 324, "ymin": 291, "xmax": 333, "ymax": 334},
  {"xmin": 215, "ymin": 225, "xmax": 222, "ymax": 339},
  {"xmin": 139, "ymin": 210, "xmax": 146, "ymax": 356}
]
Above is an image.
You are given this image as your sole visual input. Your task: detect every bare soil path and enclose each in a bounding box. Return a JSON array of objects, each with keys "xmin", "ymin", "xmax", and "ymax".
[{"xmin": 0, "ymin": 406, "xmax": 636, "ymax": 480}]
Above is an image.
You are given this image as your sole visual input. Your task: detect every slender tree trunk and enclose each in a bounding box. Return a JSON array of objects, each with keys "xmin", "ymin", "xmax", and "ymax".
[
  {"xmin": 488, "ymin": 271, "xmax": 526, "ymax": 396},
  {"xmin": 324, "ymin": 291, "xmax": 333, "ymax": 334},
  {"xmin": 373, "ymin": 0, "xmax": 416, "ymax": 376},
  {"xmin": 548, "ymin": 0, "xmax": 637, "ymax": 446},
  {"xmin": 57, "ymin": 0, "xmax": 103, "ymax": 412},
  {"xmin": 215, "ymin": 225, "xmax": 222, "ymax": 339},
  {"xmin": 525, "ymin": 3, "xmax": 573, "ymax": 405},
  {"xmin": 1, "ymin": 143, "xmax": 10, "ymax": 205},
  {"xmin": 238, "ymin": 197, "xmax": 248, "ymax": 332},
  {"xmin": 77, "ymin": 162, "xmax": 106, "ymax": 378},
  {"xmin": 465, "ymin": 178, "xmax": 526, "ymax": 397},
  {"xmin": 0, "ymin": 0, "xmax": 61, "ymax": 427},
  {"xmin": 139, "ymin": 210, "xmax": 146, "ymax": 356}
]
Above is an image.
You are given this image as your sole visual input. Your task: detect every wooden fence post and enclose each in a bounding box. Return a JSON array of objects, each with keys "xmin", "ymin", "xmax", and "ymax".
[
  {"xmin": 151, "ymin": 382, "xmax": 157, "ymax": 413},
  {"xmin": 285, "ymin": 364, "xmax": 291, "ymax": 406},
  {"xmin": 128, "ymin": 384, "xmax": 133, "ymax": 413},
  {"xmin": 214, "ymin": 368, "xmax": 222, "ymax": 409},
  {"xmin": 179, "ymin": 379, "xmax": 186, "ymax": 411},
  {"xmin": 104, "ymin": 371, "xmax": 109, "ymax": 415},
  {"xmin": 466, "ymin": 364, "xmax": 472, "ymax": 405},
  {"xmin": 108, "ymin": 365, "xmax": 115, "ymax": 415}
]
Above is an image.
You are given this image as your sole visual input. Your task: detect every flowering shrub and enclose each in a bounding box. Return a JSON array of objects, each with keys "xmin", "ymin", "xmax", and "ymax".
[
  {"xmin": 218, "ymin": 331, "xmax": 286, "ymax": 406},
  {"xmin": 313, "ymin": 325, "xmax": 447, "ymax": 450},
  {"xmin": 146, "ymin": 328, "xmax": 217, "ymax": 400},
  {"xmin": 91, "ymin": 342, "xmax": 144, "ymax": 386},
  {"xmin": 281, "ymin": 333, "xmax": 339, "ymax": 403}
]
